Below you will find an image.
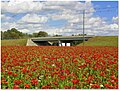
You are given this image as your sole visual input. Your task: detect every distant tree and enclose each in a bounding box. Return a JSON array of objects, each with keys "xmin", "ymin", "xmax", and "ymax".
[
  {"xmin": 37, "ymin": 31, "xmax": 48, "ymax": 37},
  {"xmin": 53, "ymin": 34, "xmax": 62, "ymax": 37},
  {"xmin": 2, "ymin": 28, "xmax": 49, "ymax": 39},
  {"xmin": 78, "ymin": 34, "xmax": 87, "ymax": 36},
  {"xmin": 72, "ymin": 34, "xmax": 74, "ymax": 36},
  {"xmin": 28, "ymin": 34, "xmax": 33, "ymax": 38},
  {"xmin": 4, "ymin": 31, "xmax": 11, "ymax": 39},
  {"xmin": 2, "ymin": 28, "xmax": 25, "ymax": 39},
  {"xmin": 1, "ymin": 31, "xmax": 4, "ymax": 40},
  {"xmin": 11, "ymin": 28, "xmax": 23, "ymax": 38},
  {"xmin": 33, "ymin": 33, "xmax": 38, "ymax": 37}
]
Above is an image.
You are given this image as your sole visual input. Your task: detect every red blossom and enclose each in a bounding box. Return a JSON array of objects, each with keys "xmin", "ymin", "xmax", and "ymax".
[
  {"xmin": 14, "ymin": 80, "xmax": 22, "ymax": 85},
  {"xmin": 24, "ymin": 84, "xmax": 30, "ymax": 89},
  {"xmin": 110, "ymin": 75, "xmax": 115, "ymax": 80},
  {"xmin": 64, "ymin": 86, "xmax": 71, "ymax": 89},
  {"xmin": 41, "ymin": 86, "xmax": 47, "ymax": 89},
  {"xmin": 53, "ymin": 82, "xmax": 58, "ymax": 86},
  {"xmin": 86, "ymin": 59, "xmax": 91, "ymax": 64},
  {"xmin": 8, "ymin": 71, "xmax": 13, "ymax": 75},
  {"xmin": 41, "ymin": 85, "xmax": 51, "ymax": 89},
  {"xmin": 1, "ymin": 46, "xmax": 118, "ymax": 89},
  {"xmin": 104, "ymin": 84, "xmax": 109, "ymax": 88},
  {"xmin": 60, "ymin": 75, "xmax": 66, "ymax": 80},
  {"xmin": 115, "ymin": 84, "xmax": 118, "ymax": 89},
  {"xmin": 91, "ymin": 84, "xmax": 100, "ymax": 89},
  {"xmin": 4, "ymin": 81, "xmax": 8, "ymax": 85},
  {"xmin": 100, "ymin": 72, "xmax": 104, "ymax": 76},
  {"xmin": 31, "ymin": 78, "xmax": 38, "ymax": 85},
  {"xmin": 71, "ymin": 86, "xmax": 76, "ymax": 89},
  {"xmin": 22, "ymin": 68, "xmax": 28, "ymax": 73},
  {"xmin": 72, "ymin": 79, "xmax": 79, "ymax": 84},
  {"xmin": 104, "ymin": 84, "xmax": 114, "ymax": 89},
  {"xmin": 13, "ymin": 73, "xmax": 18, "ymax": 77},
  {"xmin": 28, "ymin": 73, "xmax": 33, "ymax": 76},
  {"xmin": 13, "ymin": 85, "xmax": 20, "ymax": 89},
  {"xmin": 110, "ymin": 80, "xmax": 115, "ymax": 85}
]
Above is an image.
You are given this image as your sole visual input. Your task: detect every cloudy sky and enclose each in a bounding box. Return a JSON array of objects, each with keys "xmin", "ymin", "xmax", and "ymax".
[{"xmin": 1, "ymin": 0, "xmax": 118, "ymax": 36}]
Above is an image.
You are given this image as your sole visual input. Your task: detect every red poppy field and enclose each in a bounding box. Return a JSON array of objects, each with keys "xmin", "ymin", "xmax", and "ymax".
[{"xmin": 1, "ymin": 46, "xmax": 118, "ymax": 89}]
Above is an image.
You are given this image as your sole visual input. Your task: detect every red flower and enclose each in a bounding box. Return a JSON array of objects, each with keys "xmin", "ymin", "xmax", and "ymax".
[
  {"xmin": 100, "ymin": 72, "xmax": 104, "ymax": 77},
  {"xmin": 104, "ymin": 84, "xmax": 109, "ymax": 88},
  {"xmin": 110, "ymin": 75, "xmax": 115, "ymax": 80},
  {"xmin": 31, "ymin": 78, "xmax": 38, "ymax": 85},
  {"xmin": 14, "ymin": 80, "xmax": 22, "ymax": 85},
  {"xmin": 53, "ymin": 82, "xmax": 58, "ymax": 86},
  {"xmin": 2, "ymin": 78, "xmax": 6, "ymax": 81},
  {"xmin": 28, "ymin": 73, "xmax": 33, "ymax": 76},
  {"xmin": 111, "ymin": 80, "xmax": 115, "ymax": 85},
  {"xmin": 71, "ymin": 86, "xmax": 76, "ymax": 89},
  {"xmin": 13, "ymin": 85, "xmax": 20, "ymax": 89},
  {"xmin": 68, "ymin": 73, "xmax": 74, "ymax": 77},
  {"xmin": 41, "ymin": 86, "xmax": 47, "ymax": 89},
  {"xmin": 73, "ymin": 60, "xmax": 78, "ymax": 63},
  {"xmin": 22, "ymin": 68, "xmax": 28, "ymax": 73},
  {"xmin": 114, "ymin": 78, "xmax": 118, "ymax": 83},
  {"xmin": 78, "ymin": 65, "xmax": 83, "ymax": 69},
  {"xmin": 1, "ymin": 78, "xmax": 6, "ymax": 84},
  {"xmin": 86, "ymin": 59, "xmax": 91, "ymax": 64},
  {"xmin": 4, "ymin": 81, "xmax": 8, "ymax": 85},
  {"xmin": 1, "ymin": 46, "xmax": 118, "ymax": 89},
  {"xmin": 108, "ymin": 86, "xmax": 114, "ymax": 89},
  {"xmin": 25, "ymin": 84, "xmax": 30, "ymax": 89},
  {"xmin": 13, "ymin": 73, "xmax": 18, "ymax": 77},
  {"xmin": 41, "ymin": 85, "xmax": 51, "ymax": 89},
  {"xmin": 60, "ymin": 76, "xmax": 66, "ymax": 80},
  {"xmin": 115, "ymin": 84, "xmax": 118, "ymax": 89},
  {"xmin": 8, "ymin": 71, "xmax": 13, "ymax": 75},
  {"xmin": 72, "ymin": 79, "xmax": 79, "ymax": 84},
  {"xmin": 104, "ymin": 84, "xmax": 115, "ymax": 89},
  {"xmin": 94, "ymin": 67, "xmax": 97, "ymax": 70},
  {"xmin": 91, "ymin": 84, "xmax": 100, "ymax": 89},
  {"xmin": 64, "ymin": 86, "xmax": 70, "ymax": 89}
]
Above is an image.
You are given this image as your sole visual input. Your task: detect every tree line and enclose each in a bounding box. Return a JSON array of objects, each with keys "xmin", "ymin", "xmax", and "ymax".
[
  {"xmin": 1, "ymin": 28, "xmax": 49, "ymax": 40},
  {"xmin": 1, "ymin": 28, "xmax": 87, "ymax": 40}
]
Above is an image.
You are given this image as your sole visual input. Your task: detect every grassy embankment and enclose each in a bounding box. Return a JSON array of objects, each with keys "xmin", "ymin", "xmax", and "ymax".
[
  {"xmin": 1, "ymin": 39, "xmax": 27, "ymax": 46},
  {"xmin": 78, "ymin": 36, "xmax": 118, "ymax": 47},
  {"xmin": 1, "ymin": 36, "xmax": 118, "ymax": 46}
]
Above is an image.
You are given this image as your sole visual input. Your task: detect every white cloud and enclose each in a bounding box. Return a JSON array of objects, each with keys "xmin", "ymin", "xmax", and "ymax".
[
  {"xmin": 112, "ymin": 16, "xmax": 118, "ymax": 23},
  {"xmin": 109, "ymin": 23, "xmax": 118, "ymax": 30},
  {"xmin": 1, "ymin": 1, "xmax": 43, "ymax": 13},
  {"xmin": 1, "ymin": 22, "xmax": 17, "ymax": 30},
  {"xmin": 51, "ymin": 13, "xmax": 75, "ymax": 20},
  {"xmin": 1, "ymin": 1, "xmax": 118, "ymax": 36},
  {"xmin": 1, "ymin": 20, "xmax": 46, "ymax": 34},
  {"xmin": 1, "ymin": 15, "xmax": 12, "ymax": 21},
  {"xmin": 18, "ymin": 14, "xmax": 48, "ymax": 23},
  {"xmin": 19, "ymin": 29, "xmax": 30, "ymax": 33}
]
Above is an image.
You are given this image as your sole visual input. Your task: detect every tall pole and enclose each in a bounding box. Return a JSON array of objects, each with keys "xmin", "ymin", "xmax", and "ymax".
[{"xmin": 83, "ymin": 10, "xmax": 85, "ymax": 46}]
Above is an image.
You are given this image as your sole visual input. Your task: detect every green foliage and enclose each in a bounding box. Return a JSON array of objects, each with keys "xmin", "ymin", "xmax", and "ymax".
[
  {"xmin": 78, "ymin": 36, "xmax": 118, "ymax": 47},
  {"xmin": 33, "ymin": 31, "xmax": 48, "ymax": 37},
  {"xmin": 1, "ymin": 39, "xmax": 27, "ymax": 46},
  {"xmin": 53, "ymin": 34, "xmax": 62, "ymax": 37},
  {"xmin": 72, "ymin": 40, "xmax": 83, "ymax": 46},
  {"xmin": 1, "ymin": 28, "xmax": 49, "ymax": 39},
  {"xmin": 1, "ymin": 31, "xmax": 4, "ymax": 40},
  {"xmin": 72, "ymin": 34, "xmax": 87, "ymax": 36},
  {"xmin": 33, "ymin": 33, "xmax": 38, "ymax": 37},
  {"xmin": 2, "ymin": 28, "xmax": 24, "ymax": 39},
  {"xmin": 37, "ymin": 31, "xmax": 48, "ymax": 37}
]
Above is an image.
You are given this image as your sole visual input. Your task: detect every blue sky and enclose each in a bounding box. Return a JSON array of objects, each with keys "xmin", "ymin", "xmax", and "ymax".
[
  {"xmin": 92, "ymin": 1, "xmax": 118, "ymax": 21},
  {"xmin": 1, "ymin": 1, "xmax": 118, "ymax": 36}
]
